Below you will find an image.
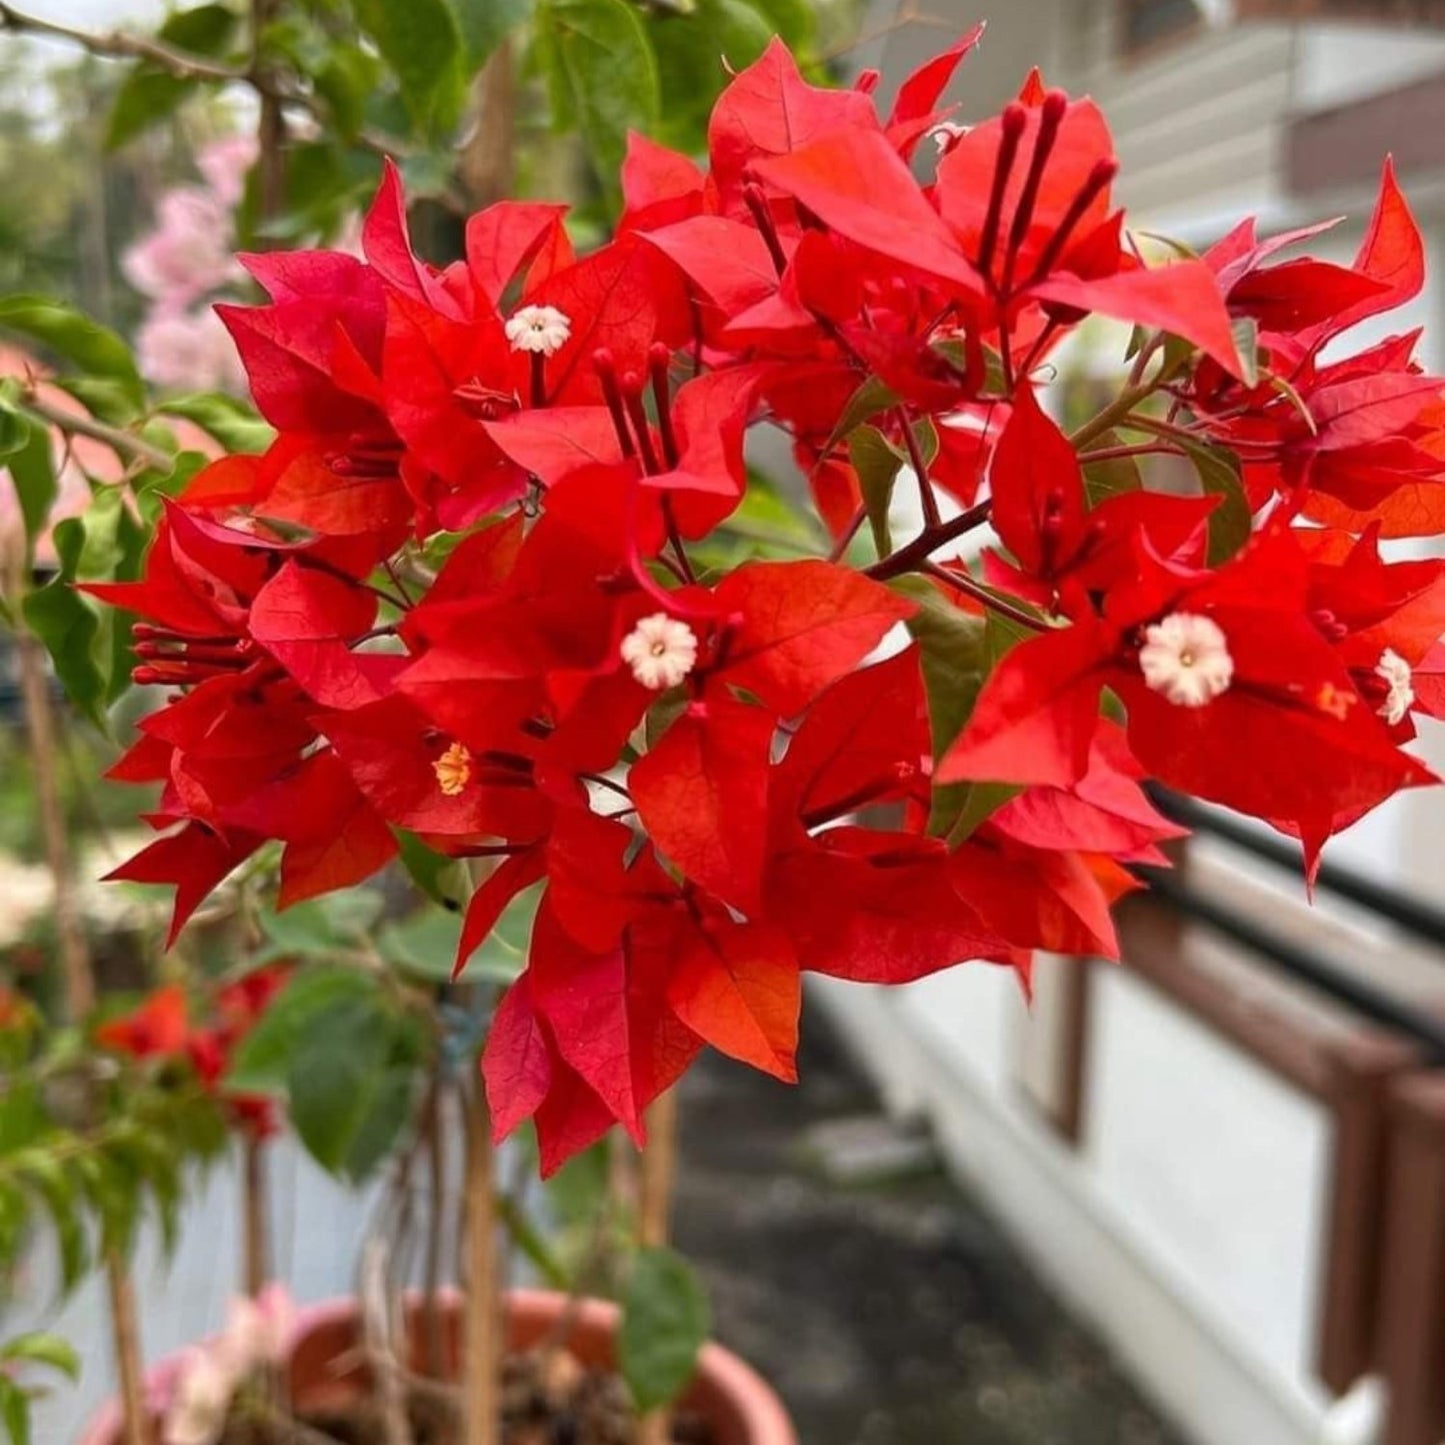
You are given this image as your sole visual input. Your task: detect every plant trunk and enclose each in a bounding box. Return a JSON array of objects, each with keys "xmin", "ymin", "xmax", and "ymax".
[
  {"xmin": 637, "ymin": 1090, "xmax": 680, "ymax": 1445},
  {"xmin": 16, "ymin": 630, "xmax": 149, "ymax": 1445},
  {"xmin": 461, "ymin": 1077, "xmax": 501, "ymax": 1445},
  {"xmin": 250, "ymin": 0, "xmax": 286, "ymax": 235},
  {"xmin": 242, "ymin": 1132, "xmax": 269, "ymax": 1297},
  {"xmin": 16, "ymin": 632, "xmax": 91, "ymax": 1019},
  {"xmin": 457, "ymin": 39, "xmax": 516, "ymax": 208}
]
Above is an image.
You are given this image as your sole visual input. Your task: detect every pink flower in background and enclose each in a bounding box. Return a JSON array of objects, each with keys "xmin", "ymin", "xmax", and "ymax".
[
  {"xmin": 125, "ymin": 134, "xmax": 257, "ymax": 394},
  {"xmin": 196, "ymin": 135, "xmax": 257, "ymax": 209},
  {"xmin": 136, "ymin": 308, "xmax": 246, "ymax": 394},
  {"xmin": 123, "ymin": 189, "xmax": 241, "ymax": 309}
]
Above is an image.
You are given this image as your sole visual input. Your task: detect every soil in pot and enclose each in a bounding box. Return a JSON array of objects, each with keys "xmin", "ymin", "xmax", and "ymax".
[{"xmin": 214, "ymin": 1348, "xmax": 717, "ymax": 1445}]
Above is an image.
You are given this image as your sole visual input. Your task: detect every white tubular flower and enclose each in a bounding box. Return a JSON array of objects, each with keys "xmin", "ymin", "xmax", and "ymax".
[
  {"xmin": 621, "ymin": 613, "xmax": 698, "ymax": 691},
  {"xmin": 1375, "ymin": 647, "xmax": 1414, "ymax": 725},
  {"xmin": 162, "ymin": 1347, "xmax": 238, "ymax": 1445},
  {"xmin": 505, "ymin": 304, "xmax": 571, "ymax": 356},
  {"xmin": 1139, "ymin": 612, "xmax": 1234, "ymax": 708}
]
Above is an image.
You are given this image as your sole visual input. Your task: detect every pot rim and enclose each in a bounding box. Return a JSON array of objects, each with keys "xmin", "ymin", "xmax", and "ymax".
[{"xmin": 78, "ymin": 1287, "xmax": 797, "ymax": 1445}]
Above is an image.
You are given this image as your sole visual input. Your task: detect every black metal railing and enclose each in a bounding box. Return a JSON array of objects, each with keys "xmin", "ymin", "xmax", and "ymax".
[{"xmin": 1140, "ymin": 792, "xmax": 1445, "ymax": 1062}]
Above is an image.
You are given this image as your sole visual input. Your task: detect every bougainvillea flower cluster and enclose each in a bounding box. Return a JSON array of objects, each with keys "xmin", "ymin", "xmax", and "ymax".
[
  {"xmin": 95, "ymin": 968, "xmax": 290, "ymax": 1137},
  {"xmin": 91, "ymin": 33, "xmax": 1445, "ymax": 1172}
]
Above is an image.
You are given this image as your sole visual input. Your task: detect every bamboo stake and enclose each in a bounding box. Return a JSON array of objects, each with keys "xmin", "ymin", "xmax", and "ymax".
[
  {"xmin": 423, "ymin": 1074, "xmax": 448, "ymax": 1379},
  {"xmin": 104, "ymin": 1257, "xmax": 149, "ymax": 1445},
  {"xmin": 15, "ymin": 630, "xmax": 148, "ymax": 1445},
  {"xmin": 242, "ymin": 1133, "xmax": 269, "ymax": 1297},
  {"xmin": 461, "ymin": 1078, "xmax": 501, "ymax": 1445},
  {"xmin": 636, "ymin": 1090, "xmax": 680, "ymax": 1445},
  {"xmin": 16, "ymin": 633, "xmax": 92, "ymax": 1020},
  {"xmin": 636, "ymin": 1090, "xmax": 678, "ymax": 1251}
]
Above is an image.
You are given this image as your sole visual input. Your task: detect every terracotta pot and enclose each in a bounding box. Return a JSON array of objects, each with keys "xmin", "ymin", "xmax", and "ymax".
[{"xmin": 80, "ymin": 1287, "xmax": 796, "ymax": 1445}]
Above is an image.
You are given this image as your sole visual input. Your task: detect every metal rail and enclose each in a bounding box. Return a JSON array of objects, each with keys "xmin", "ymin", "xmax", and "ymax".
[
  {"xmin": 1138, "ymin": 866, "xmax": 1445, "ymax": 1063},
  {"xmin": 1154, "ymin": 791, "xmax": 1445, "ymax": 947}
]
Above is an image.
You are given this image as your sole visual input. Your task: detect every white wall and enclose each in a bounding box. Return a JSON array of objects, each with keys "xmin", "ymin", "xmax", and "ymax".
[
  {"xmin": 1083, "ymin": 967, "xmax": 1331, "ymax": 1385},
  {"xmin": 1294, "ymin": 25, "xmax": 1445, "ymax": 113}
]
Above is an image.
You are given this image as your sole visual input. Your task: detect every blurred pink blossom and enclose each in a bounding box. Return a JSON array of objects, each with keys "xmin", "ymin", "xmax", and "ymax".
[
  {"xmin": 136, "ymin": 307, "xmax": 246, "ymax": 394},
  {"xmin": 122, "ymin": 189, "xmax": 241, "ymax": 310},
  {"xmin": 196, "ymin": 134, "xmax": 257, "ymax": 209}
]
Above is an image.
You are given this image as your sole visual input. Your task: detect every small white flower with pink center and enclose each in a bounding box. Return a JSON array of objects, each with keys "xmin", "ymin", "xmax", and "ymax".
[
  {"xmin": 162, "ymin": 1346, "xmax": 238, "ymax": 1445},
  {"xmin": 1139, "ymin": 612, "xmax": 1233, "ymax": 708},
  {"xmin": 1375, "ymin": 648, "xmax": 1414, "ymax": 725},
  {"xmin": 505, "ymin": 304, "xmax": 571, "ymax": 356},
  {"xmin": 621, "ymin": 614, "xmax": 698, "ymax": 691}
]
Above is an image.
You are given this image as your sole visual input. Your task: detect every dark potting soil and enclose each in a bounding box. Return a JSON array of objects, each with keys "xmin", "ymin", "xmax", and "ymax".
[
  {"xmin": 670, "ymin": 1014, "xmax": 1186, "ymax": 1445},
  {"xmin": 220, "ymin": 1353, "xmax": 714, "ymax": 1444}
]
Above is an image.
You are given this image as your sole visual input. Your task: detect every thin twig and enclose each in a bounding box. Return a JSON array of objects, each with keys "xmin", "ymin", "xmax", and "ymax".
[
  {"xmin": 15, "ymin": 391, "xmax": 174, "ymax": 471},
  {"xmin": 361, "ymin": 1239, "xmax": 415, "ymax": 1445},
  {"xmin": 920, "ymin": 560, "xmax": 1048, "ymax": 632},
  {"xmin": 894, "ymin": 408, "xmax": 942, "ymax": 531},
  {"xmin": 0, "ymin": 1, "xmax": 243, "ymax": 80},
  {"xmin": 865, "ymin": 497, "xmax": 993, "ymax": 580}
]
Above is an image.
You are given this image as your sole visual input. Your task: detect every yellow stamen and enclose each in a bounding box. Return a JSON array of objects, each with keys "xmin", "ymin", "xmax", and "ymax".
[
  {"xmin": 433, "ymin": 741, "xmax": 473, "ymax": 796},
  {"xmin": 1315, "ymin": 683, "xmax": 1354, "ymax": 721}
]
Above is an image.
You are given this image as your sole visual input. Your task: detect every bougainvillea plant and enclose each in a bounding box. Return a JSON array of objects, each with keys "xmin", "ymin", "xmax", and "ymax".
[{"xmin": 89, "ymin": 29, "xmax": 1445, "ymax": 1177}]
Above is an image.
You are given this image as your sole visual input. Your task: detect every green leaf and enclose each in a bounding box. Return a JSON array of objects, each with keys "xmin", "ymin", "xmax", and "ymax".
[
  {"xmin": 108, "ymin": 71, "xmax": 195, "ymax": 151},
  {"xmin": 225, "ymin": 966, "xmax": 381, "ymax": 1093},
  {"xmin": 1178, "ymin": 435, "xmax": 1251, "ymax": 565},
  {"xmin": 1080, "ymin": 433, "xmax": 1142, "ymax": 507},
  {"xmin": 448, "ymin": 0, "xmax": 534, "ymax": 68},
  {"xmin": 21, "ymin": 483, "xmax": 148, "ymax": 726},
  {"xmin": 381, "ymin": 885, "xmax": 537, "ymax": 983},
  {"xmin": 107, "ymin": 5, "xmax": 242, "ymax": 149},
  {"xmin": 257, "ymin": 889, "xmax": 384, "ymax": 957},
  {"xmin": 0, "ymin": 1375, "xmax": 29, "ymax": 1445},
  {"xmin": 312, "ymin": 46, "xmax": 384, "ymax": 142},
  {"xmin": 376, "ymin": 907, "xmax": 465, "ymax": 981},
  {"xmin": 620, "ymin": 1247, "xmax": 711, "ymax": 1412},
  {"xmin": 744, "ymin": 0, "xmax": 812, "ymax": 47},
  {"xmin": 650, "ymin": 0, "xmax": 772, "ymax": 150},
  {"xmin": 536, "ymin": 0, "xmax": 660, "ymax": 206},
  {"xmin": 351, "ymin": 0, "xmax": 465, "ymax": 133},
  {"xmin": 18, "ymin": 1154, "xmax": 88, "ymax": 1290},
  {"xmin": 1, "ymin": 1333, "xmax": 80, "ymax": 1383},
  {"xmin": 393, "ymin": 829, "xmax": 469, "ymax": 910},
  {"xmin": 822, "ymin": 375, "xmax": 898, "ymax": 455},
  {"xmin": 286, "ymin": 999, "xmax": 417, "ymax": 1179},
  {"xmin": 848, "ymin": 425, "xmax": 903, "ymax": 557},
  {"xmin": 22, "ymin": 584, "xmax": 104, "ymax": 728},
  {"xmin": 0, "ymin": 298, "xmax": 144, "ymax": 413},
  {"xmin": 4, "ymin": 417, "xmax": 55, "ymax": 559},
  {"xmin": 1231, "ymin": 317, "xmax": 1260, "ymax": 389},
  {"xmin": 894, "ymin": 577, "xmax": 989, "ymax": 838},
  {"xmin": 158, "ymin": 394, "xmax": 273, "ymax": 454}
]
